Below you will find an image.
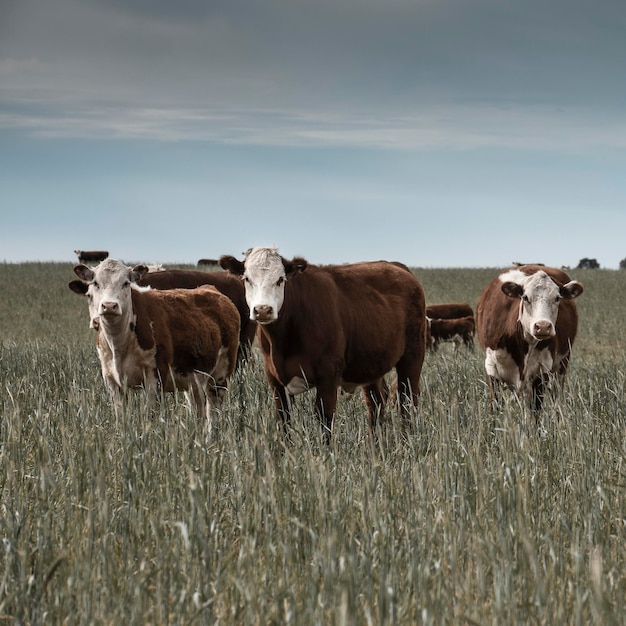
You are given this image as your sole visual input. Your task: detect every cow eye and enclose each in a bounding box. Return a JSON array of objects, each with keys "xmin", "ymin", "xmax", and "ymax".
[
  {"xmin": 277, "ymin": 277, "xmax": 285, "ymax": 286},
  {"xmin": 522, "ymin": 294, "xmax": 530, "ymax": 303},
  {"xmin": 92, "ymin": 281, "xmax": 99, "ymax": 289},
  {"xmin": 123, "ymin": 280, "xmax": 130, "ymax": 288}
]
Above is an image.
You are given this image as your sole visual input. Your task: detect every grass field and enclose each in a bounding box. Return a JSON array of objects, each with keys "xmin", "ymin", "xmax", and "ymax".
[{"xmin": 1, "ymin": 261, "xmax": 625, "ymax": 624}]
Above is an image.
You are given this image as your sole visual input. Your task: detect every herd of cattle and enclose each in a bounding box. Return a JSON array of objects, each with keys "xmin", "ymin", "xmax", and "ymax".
[{"xmin": 69, "ymin": 247, "xmax": 584, "ymax": 440}]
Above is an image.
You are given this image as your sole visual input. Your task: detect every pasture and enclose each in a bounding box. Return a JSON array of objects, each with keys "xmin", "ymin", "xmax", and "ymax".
[{"xmin": 1, "ymin": 261, "xmax": 625, "ymax": 624}]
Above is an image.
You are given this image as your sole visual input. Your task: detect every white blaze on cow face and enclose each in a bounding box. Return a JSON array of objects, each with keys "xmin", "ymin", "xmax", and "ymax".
[
  {"xmin": 74, "ymin": 259, "xmax": 148, "ymax": 329},
  {"xmin": 499, "ymin": 269, "xmax": 583, "ymax": 343},
  {"xmin": 241, "ymin": 247, "xmax": 287, "ymax": 324}
]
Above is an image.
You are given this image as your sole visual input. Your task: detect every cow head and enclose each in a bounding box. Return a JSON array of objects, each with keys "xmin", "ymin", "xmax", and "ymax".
[
  {"xmin": 499, "ymin": 269, "xmax": 583, "ymax": 341},
  {"xmin": 68, "ymin": 259, "xmax": 149, "ymax": 329},
  {"xmin": 220, "ymin": 246, "xmax": 307, "ymax": 324}
]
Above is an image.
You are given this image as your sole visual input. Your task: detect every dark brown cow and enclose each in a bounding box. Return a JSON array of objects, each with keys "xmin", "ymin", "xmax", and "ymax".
[
  {"xmin": 74, "ymin": 249, "xmax": 109, "ymax": 264},
  {"xmin": 426, "ymin": 302, "xmax": 474, "ymax": 320},
  {"xmin": 476, "ymin": 264, "xmax": 583, "ymax": 415},
  {"xmin": 69, "ymin": 259, "xmax": 240, "ymax": 425},
  {"xmin": 220, "ymin": 246, "xmax": 427, "ymax": 442},
  {"xmin": 137, "ymin": 269, "xmax": 256, "ymax": 362},
  {"xmin": 428, "ymin": 315, "xmax": 475, "ymax": 351}
]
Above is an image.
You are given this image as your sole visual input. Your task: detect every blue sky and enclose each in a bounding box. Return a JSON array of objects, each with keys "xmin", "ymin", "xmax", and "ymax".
[{"xmin": 2, "ymin": 0, "xmax": 626, "ymax": 268}]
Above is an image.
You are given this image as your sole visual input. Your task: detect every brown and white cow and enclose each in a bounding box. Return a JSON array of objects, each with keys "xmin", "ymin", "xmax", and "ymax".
[
  {"xmin": 75, "ymin": 249, "xmax": 109, "ymax": 264},
  {"xmin": 69, "ymin": 259, "xmax": 240, "ymax": 423},
  {"xmin": 428, "ymin": 315, "xmax": 475, "ymax": 351},
  {"xmin": 136, "ymin": 268, "xmax": 257, "ymax": 363},
  {"xmin": 476, "ymin": 264, "xmax": 583, "ymax": 415},
  {"xmin": 220, "ymin": 246, "xmax": 427, "ymax": 441}
]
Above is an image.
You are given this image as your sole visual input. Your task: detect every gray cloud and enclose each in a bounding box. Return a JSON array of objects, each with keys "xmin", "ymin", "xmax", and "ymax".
[
  {"xmin": 3, "ymin": 101, "xmax": 626, "ymax": 152},
  {"xmin": 2, "ymin": 0, "xmax": 626, "ymax": 146}
]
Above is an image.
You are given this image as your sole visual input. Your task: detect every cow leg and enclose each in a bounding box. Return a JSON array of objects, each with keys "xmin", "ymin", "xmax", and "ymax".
[
  {"xmin": 143, "ymin": 369, "xmax": 160, "ymax": 411},
  {"xmin": 486, "ymin": 375, "xmax": 503, "ymax": 411},
  {"xmin": 185, "ymin": 376, "xmax": 207, "ymax": 421},
  {"xmin": 99, "ymin": 358, "xmax": 124, "ymax": 413},
  {"xmin": 555, "ymin": 352, "xmax": 571, "ymax": 391},
  {"xmin": 206, "ymin": 378, "xmax": 228, "ymax": 414},
  {"xmin": 395, "ymin": 358, "xmax": 422, "ymax": 427},
  {"xmin": 267, "ymin": 376, "xmax": 292, "ymax": 439},
  {"xmin": 314, "ymin": 383, "xmax": 338, "ymax": 444},
  {"xmin": 530, "ymin": 373, "xmax": 549, "ymax": 419},
  {"xmin": 108, "ymin": 384, "xmax": 124, "ymax": 417},
  {"xmin": 189, "ymin": 371, "xmax": 230, "ymax": 435},
  {"xmin": 362, "ymin": 378, "xmax": 388, "ymax": 439}
]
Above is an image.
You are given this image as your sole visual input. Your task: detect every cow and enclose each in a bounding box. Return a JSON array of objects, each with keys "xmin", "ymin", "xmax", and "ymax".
[
  {"xmin": 428, "ymin": 315, "xmax": 475, "ymax": 351},
  {"xmin": 426, "ymin": 302, "xmax": 474, "ymax": 320},
  {"xmin": 476, "ymin": 264, "xmax": 583, "ymax": 416},
  {"xmin": 219, "ymin": 246, "xmax": 427, "ymax": 442},
  {"xmin": 198, "ymin": 258, "xmax": 220, "ymax": 267},
  {"xmin": 68, "ymin": 259, "xmax": 240, "ymax": 425},
  {"xmin": 75, "ymin": 249, "xmax": 109, "ymax": 264},
  {"xmin": 136, "ymin": 268, "xmax": 257, "ymax": 363}
]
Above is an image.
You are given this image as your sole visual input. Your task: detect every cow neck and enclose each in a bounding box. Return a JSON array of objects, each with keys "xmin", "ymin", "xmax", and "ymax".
[
  {"xmin": 98, "ymin": 310, "xmax": 138, "ymax": 359},
  {"xmin": 516, "ymin": 300, "xmax": 535, "ymax": 345},
  {"xmin": 258, "ymin": 305, "xmax": 300, "ymax": 352}
]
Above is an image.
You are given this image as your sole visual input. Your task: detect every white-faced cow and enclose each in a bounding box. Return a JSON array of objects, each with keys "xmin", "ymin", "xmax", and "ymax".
[
  {"xmin": 476, "ymin": 264, "xmax": 583, "ymax": 415},
  {"xmin": 75, "ymin": 249, "xmax": 109, "ymax": 264},
  {"xmin": 136, "ymin": 268, "xmax": 257, "ymax": 363},
  {"xmin": 428, "ymin": 315, "xmax": 475, "ymax": 352},
  {"xmin": 220, "ymin": 246, "xmax": 427, "ymax": 442},
  {"xmin": 69, "ymin": 259, "xmax": 240, "ymax": 424}
]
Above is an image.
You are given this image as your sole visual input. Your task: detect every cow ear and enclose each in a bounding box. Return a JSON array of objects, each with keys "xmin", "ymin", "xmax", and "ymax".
[
  {"xmin": 284, "ymin": 256, "xmax": 308, "ymax": 275},
  {"xmin": 219, "ymin": 255, "xmax": 245, "ymax": 276},
  {"xmin": 130, "ymin": 265, "xmax": 149, "ymax": 282},
  {"xmin": 73, "ymin": 264, "xmax": 94, "ymax": 282},
  {"xmin": 561, "ymin": 281, "xmax": 583, "ymax": 299},
  {"xmin": 501, "ymin": 281, "xmax": 523, "ymax": 299},
  {"xmin": 68, "ymin": 280, "xmax": 88, "ymax": 295}
]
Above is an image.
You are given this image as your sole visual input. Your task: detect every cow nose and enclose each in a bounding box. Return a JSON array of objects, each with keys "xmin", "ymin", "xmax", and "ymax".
[
  {"xmin": 254, "ymin": 304, "xmax": 274, "ymax": 322},
  {"xmin": 533, "ymin": 321, "xmax": 554, "ymax": 338},
  {"xmin": 100, "ymin": 301, "xmax": 120, "ymax": 316}
]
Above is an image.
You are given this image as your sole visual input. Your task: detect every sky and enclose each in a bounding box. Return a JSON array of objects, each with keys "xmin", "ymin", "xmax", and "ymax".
[{"xmin": 2, "ymin": 0, "xmax": 626, "ymax": 269}]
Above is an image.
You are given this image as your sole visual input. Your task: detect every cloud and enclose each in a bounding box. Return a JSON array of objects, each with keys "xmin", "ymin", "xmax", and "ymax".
[
  {"xmin": 2, "ymin": 0, "xmax": 626, "ymax": 151},
  {"xmin": 4, "ymin": 0, "xmax": 626, "ymax": 109},
  {"xmin": 2, "ymin": 99, "xmax": 626, "ymax": 153}
]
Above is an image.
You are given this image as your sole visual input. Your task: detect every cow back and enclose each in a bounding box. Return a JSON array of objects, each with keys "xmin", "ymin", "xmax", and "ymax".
[
  {"xmin": 138, "ymin": 269, "xmax": 256, "ymax": 355},
  {"xmin": 272, "ymin": 261, "xmax": 426, "ymax": 384},
  {"xmin": 130, "ymin": 285, "xmax": 240, "ymax": 383},
  {"xmin": 426, "ymin": 302, "xmax": 474, "ymax": 320}
]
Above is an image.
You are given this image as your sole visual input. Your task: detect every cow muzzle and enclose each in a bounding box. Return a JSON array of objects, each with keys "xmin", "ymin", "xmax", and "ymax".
[
  {"xmin": 532, "ymin": 320, "xmax": 555, "ymax": 340},
  {"xmin": 253, "ymin": 304, "xmax": 275, "ymax": 324},
  {"xmin": 99, "ymin": 301, "xmax": 121, "ymax": 317}
]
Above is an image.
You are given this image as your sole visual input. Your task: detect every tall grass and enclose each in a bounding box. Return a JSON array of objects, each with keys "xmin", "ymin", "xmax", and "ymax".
[{"xmin": 1, "ymin": 262, "xmax": 625, "ymax": 624}]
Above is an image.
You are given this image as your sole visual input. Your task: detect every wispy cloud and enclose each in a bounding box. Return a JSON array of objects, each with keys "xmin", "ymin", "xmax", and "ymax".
[{"xmin": 2, "ymin": 99, "xmax": 626, "ymax": 152}]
